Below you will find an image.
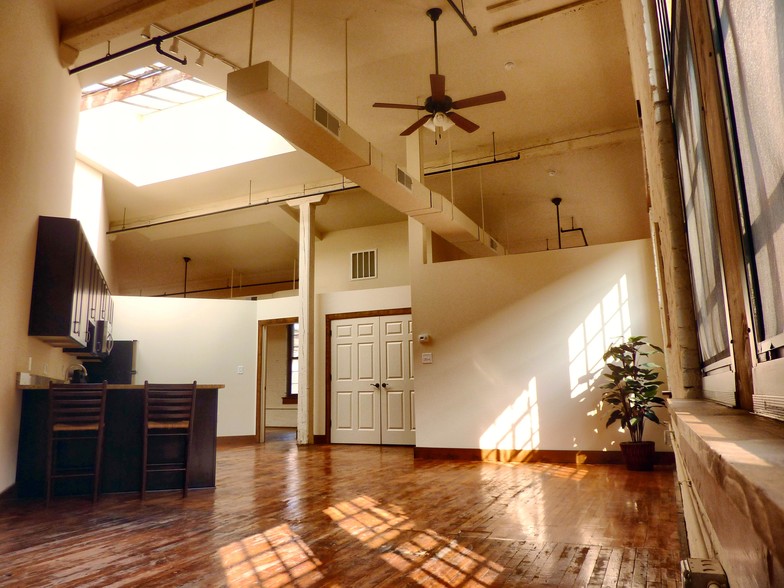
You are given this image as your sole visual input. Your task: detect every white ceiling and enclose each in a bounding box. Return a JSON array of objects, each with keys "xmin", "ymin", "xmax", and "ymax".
[{"xmin": 58, "ymin": 0, "xmax": 647, "ymax": 297}]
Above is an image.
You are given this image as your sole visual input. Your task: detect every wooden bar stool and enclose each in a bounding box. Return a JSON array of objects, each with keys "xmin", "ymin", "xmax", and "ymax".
[
  {"xmin": 46, "ymin": 382, "xmax": 108, "ymax": 506},
  {"xmin": 141, "ymin": 381, "xmax": 197, "ymax": 499}
]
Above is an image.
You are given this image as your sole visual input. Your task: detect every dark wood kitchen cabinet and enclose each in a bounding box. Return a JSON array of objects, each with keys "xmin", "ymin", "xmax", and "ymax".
[{"xmin": 28, "ymin": 216, "xmax": 112, "ymax": 349}]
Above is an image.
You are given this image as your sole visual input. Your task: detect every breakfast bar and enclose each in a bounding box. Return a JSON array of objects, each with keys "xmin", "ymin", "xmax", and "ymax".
[{"xmin": 16, "ymin": 384, "xmax": 223, "ymax": 498}]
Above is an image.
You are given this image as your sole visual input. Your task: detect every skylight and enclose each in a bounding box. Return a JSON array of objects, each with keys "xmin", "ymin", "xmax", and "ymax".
[{"xmin": 76, "ymin": 72, "xmax": 295, "ymax": 186}]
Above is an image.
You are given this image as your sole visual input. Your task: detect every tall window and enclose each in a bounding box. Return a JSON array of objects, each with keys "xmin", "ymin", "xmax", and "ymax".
[
  {"xmin": 286, "ymin": 323, "xmax": 299, "ymax": 400},
  {"xmin": 714, "ymin": 0, "xmax": 784, "ymax": 356},
  {"xmin": 671, "ymin": 2, "xmax": 731, "ymax": 368}
]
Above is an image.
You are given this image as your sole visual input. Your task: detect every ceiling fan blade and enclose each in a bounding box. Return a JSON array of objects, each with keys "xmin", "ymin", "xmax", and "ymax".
[
  {"xmin": 451, "ymin": 91, "xmax": 506, "ymax": 110},
  {"xmin": 373, "ymin": 102, "xmax": 426, "ymax": 110},
  {"xmin": 401, "ymin": 115, "xmax": 432, "ymax": 136},
  {"xmin": 430, "ymin": 74, "xmax": 446, "ymax": 101},
  {"xmin": 446, "ymin": 111, "xmax": 479, "ymax": 133}
]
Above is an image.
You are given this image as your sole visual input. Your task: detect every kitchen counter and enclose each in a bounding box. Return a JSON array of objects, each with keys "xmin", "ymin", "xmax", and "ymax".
[{"xmin": 16, "ymin": 384, "xmax": 224, "ymax": 499}]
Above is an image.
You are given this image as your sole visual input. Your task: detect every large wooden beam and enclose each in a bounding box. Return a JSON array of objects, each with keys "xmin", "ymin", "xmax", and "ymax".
[
  {"xmin": 80, "ymin": 69, "xmax": 191, "ymax": 111},
  {"xmin": 492, "ymin": 0, "xmax": 601, "ymax": 33},
  {"xmin": 60, "ymin": 0, "xmax": 224, "ymax": 53}
]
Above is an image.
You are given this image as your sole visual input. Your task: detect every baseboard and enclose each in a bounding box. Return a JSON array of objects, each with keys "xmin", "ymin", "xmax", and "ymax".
[
  {"xmin": 216, "ymin": 435, "xmax": 257, "ymax": 448},
  {"xmin": 413, "ymin": 447, "xmax": 675, "ymax": 466}
]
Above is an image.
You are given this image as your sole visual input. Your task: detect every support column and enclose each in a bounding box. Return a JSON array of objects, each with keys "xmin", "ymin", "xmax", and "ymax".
[
  {"xmin": 406, "ymin": 131, "xmax": 432, "ymax": 267},
  {"xmin": 291, "ymin": 194, "xmax": 325, "ymax": 444},
  {"xmin": 621, "ymin": 0, "xmax": 701, "ymax": 398}
]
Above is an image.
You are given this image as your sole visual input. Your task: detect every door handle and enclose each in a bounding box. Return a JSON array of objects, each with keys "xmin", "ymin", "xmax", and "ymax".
[
  {"xmin": 381, "ymin": 383, "xmax": 388, "ymax": 388},
  {"xmin": 371, "ymin": 383, "xmax": 380, "ymax": 389}
]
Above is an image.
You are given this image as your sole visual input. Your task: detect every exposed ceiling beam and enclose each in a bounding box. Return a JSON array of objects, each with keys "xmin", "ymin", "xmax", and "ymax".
[
  {"xmin": 80, "ymin": 69, "xmax": 191, "ymax": 111},
  {"xmin": 492, "ymin": 0, "xmax": 602, "ymax": 33},
  {"xmin": 60, "ymin": 0, "xmax": 230, "ymax": 53}
]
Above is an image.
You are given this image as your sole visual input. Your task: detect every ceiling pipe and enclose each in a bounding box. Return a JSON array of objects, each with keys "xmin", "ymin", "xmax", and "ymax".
[
  {"xmin": 445, "ymin": 0, "xmax": 478, "ymax": 36},
  {"xmin": 68, "ymin": 0, "xmax": 277, "ymax": 75}
]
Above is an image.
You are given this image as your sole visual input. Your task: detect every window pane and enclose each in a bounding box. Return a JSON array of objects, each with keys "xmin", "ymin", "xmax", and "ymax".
[
  {"xmin": 716, "ymin": 0, "xmax": 784, "ymax": 344},
  {"xmin": 672, "ymin": 7, "xmax": 731, "ymax": 365}
]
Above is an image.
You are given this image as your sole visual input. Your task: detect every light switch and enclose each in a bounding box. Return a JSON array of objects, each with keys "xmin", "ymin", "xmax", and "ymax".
[
  {"xmin": 421, "ymin": 352, "xmax": 432, "ymax": 364},
  {"xmin": 236, "ymin": 365, "xmax": 245, "ymax": 374}
]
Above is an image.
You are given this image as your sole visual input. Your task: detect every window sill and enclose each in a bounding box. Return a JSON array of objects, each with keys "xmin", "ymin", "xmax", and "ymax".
[{"xmin": 668, "ymin": 399, "xmax": 784, "ymax": 583}]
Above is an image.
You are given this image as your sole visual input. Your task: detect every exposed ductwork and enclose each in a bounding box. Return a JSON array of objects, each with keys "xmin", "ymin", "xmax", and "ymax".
[{"xmin": 227, "ymin": 61, "xmax": 504, "ymax": 257}]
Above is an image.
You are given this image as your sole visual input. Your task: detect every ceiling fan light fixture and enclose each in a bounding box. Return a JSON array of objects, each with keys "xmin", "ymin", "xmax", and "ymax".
[{"xmin": 424, "ymin": 112, "xmax": 454, "ymax": 132}]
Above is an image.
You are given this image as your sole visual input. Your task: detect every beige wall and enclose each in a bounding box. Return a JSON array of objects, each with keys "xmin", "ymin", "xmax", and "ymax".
[
  {"xmin": 412, "ymin": 239, "xmax": 667, "ymax": 453},
  {"xmin": 315, "ymin": 221, "xmax": 409, "ymax": 293},
  {"xmin": 0, "ymin": 0, "xmax": 83, "ymax": 493},
  {"xmin": 112, "ymin": 296, "xmax": 258, "ymax": 437}
]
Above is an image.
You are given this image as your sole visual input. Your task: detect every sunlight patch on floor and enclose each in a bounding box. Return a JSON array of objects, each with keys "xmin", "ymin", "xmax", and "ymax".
[
  {"xmin": 219, "ymin": 523, "xmax": 323, "ymax": 587},
  {"xmin": 325, "ymin": 495, "xmax": 503, "ymax": 586}
]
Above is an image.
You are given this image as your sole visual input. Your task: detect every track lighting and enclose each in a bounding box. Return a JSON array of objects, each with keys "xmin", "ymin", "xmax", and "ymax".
[
  {"xmin": 141, "ymin": 26, "xmax": 151, "ymax": 39},
  {"xmin": 196, "ymin": 50, "xmax": 206, "ymax": 67},
  {"xmin": 169, "ymin": 37, "xmax": 180, "ymax": 54}
]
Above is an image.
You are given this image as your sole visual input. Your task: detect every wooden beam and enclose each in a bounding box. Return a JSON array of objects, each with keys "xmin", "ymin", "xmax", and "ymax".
[
  {"xmin": 492, "ymin": 0, "xmax": 602, "ymax": 33},
  {"xmin": 80, "ymin": 69, "xmax": 192, "ymax": 111},
  {"xmin": 60, "ymin": 0, "xmax": 224, "ymax": 52}
]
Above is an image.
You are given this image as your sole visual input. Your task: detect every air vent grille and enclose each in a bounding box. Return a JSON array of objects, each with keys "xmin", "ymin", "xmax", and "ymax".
[
  {"xmin": 489, "ymin": 238, "xmax": 498, "ymax": 251},
  {"xmin": 351, "ymin": 250, "xmax": 377, "ymax": 280},
  {"xmin": 396, "ymin": 167, "xmax": 413, "ymax": 191},
  {"xmin": 314, "ymin": 102, "xmax": 340, "ymax": 137}
]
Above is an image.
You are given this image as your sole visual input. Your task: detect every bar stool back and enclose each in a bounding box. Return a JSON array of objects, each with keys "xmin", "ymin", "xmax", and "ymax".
[
  {"xmin": 141, "ymin": 381, "xmax": 197, "ymax": 499},
  {"xmin": 46, "ymin": 381, "xmax": 108, "ymax": 506}
]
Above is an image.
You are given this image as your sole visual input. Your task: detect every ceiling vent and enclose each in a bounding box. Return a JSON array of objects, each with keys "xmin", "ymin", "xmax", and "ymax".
[
  {"xmin": 314, "ymin": 102, "xmax": 340, "ymax": 137},
  {"xmin": 351, "ymin": 250, "xmax": 377, "ymax": 280},
  {"xmin": 396, "ymin": 167, "xmax": 413, "ymax": 192}
]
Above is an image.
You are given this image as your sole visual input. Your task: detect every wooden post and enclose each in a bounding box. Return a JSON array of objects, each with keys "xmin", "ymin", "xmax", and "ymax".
[{"xmin": 291, "ymin": 195, "xmax": 325, "ymax": 444}]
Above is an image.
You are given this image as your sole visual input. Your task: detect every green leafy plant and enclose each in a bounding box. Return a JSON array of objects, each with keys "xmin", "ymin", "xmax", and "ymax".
[{"xmin": 600, "ymin": 336, "xmax": 666, "ymax": 443}]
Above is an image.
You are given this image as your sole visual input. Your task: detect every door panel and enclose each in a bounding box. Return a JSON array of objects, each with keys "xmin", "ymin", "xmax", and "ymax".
[
  {"xmin": 379, "ymin": 315, "xmax": 415, "ymax": 445},
  {"xmin": 330, "ymin": 318, "xmax": 381, "ymax": 444}
]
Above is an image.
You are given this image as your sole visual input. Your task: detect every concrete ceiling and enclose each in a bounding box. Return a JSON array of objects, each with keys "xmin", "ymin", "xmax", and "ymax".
[{"xmin": 57, "ymin": 0, "xmax": 647, "ymax": 297}]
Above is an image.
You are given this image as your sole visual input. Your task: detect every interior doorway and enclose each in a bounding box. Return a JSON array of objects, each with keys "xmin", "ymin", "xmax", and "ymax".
[{"xmin": 256, "ymin": 317, "xmax": 298, "ymax": 443}]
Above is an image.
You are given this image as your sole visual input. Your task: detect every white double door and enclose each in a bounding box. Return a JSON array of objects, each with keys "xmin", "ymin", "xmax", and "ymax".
[{"xmin": 331, "ymin": 314, "xmax": 415, "ymax": 445}]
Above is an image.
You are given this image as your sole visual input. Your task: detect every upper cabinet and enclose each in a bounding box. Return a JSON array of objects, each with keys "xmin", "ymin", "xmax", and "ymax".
[{"xmin": 28, "ymin": 216, "xmax": 112, "ymax": 354}]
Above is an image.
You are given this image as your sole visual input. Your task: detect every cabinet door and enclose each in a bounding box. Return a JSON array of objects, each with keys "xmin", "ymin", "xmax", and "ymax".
[{"xmin": 69, "ymin": 232, "xmax": 91, "ymax": 347}]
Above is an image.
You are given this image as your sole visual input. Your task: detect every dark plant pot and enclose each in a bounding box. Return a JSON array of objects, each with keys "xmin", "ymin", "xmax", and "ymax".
[{"xmin": 620, "ymin": 441, "xmax": 656, "ymax": 471}]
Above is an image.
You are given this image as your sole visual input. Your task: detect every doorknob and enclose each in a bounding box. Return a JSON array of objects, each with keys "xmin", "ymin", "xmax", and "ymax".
[
  {"xmin": 381, "ymin": 383, "xmax": 388, "ymax": 388},
  {"xmin": 371, "ymin": 383, "xmax": 380, "ymax": 389}
]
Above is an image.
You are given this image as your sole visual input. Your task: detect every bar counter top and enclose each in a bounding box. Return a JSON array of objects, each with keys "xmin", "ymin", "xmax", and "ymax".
[{"xmin": 19, "ymin": 384, "xmax": 225, "ymax": 390}]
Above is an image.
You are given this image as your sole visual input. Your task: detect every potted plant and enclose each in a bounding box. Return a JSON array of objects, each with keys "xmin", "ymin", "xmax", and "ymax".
[{"xmin": 600, "ymin": 335, "xmax": 666, "ymax": 471}]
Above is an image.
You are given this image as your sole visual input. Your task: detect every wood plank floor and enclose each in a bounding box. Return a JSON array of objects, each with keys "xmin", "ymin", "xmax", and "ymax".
[{"xmin": 0, "ymin": 430, "xmax": 684, "ymax": 587}]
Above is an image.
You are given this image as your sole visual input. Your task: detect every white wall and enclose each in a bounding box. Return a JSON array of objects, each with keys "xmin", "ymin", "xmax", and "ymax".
[
  {"xmin": 0, "ymin": 0, "xmax": 83, "ymax": 493},
  {"xmin": 112, "ymin": 296, "xmax": 258, "ymax": 437},
  {"xmin": 315, "ymin": 222, "xmax": 409, "ymax": 293},
  {"xmin": 412, "ymin": 239, "xmax": 667, "ymax": 453}
]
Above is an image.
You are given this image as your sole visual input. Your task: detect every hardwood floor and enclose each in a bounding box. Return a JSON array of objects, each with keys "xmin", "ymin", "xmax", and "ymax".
[{"xmin": 0, "ymin": 430, "xmax": 684, "ymax": 586}]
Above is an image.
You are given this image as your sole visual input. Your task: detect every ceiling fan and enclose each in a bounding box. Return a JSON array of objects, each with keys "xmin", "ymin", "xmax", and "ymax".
[{"xmin": 373, "ymin": 7, "xmax": 506, "ymax": 136}]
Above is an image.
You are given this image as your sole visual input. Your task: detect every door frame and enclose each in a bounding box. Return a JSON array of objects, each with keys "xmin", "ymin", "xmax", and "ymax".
[
  {"xmin": 324, "ymin": 307, "xmax": 412, "ymax": 444},
  {"xmin": 256, "ymin": 316, "xmax": 299, "ymax": 443}
]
